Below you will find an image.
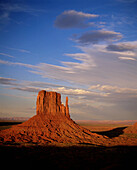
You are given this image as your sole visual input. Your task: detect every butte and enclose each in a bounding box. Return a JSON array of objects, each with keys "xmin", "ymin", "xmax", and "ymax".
[
  {"xmin": 0, "ymin": 90, "xmax": 106, "ymax": 145},
  {"xmin": 1, "ymin": 90, "xmax": 137, "ymax": 146}
]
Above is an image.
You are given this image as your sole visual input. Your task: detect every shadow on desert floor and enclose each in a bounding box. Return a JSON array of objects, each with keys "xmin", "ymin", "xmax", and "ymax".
[
  {"xmin": 0, "ymin": 144, "xmax": 137, "ymax": 169},
  {"xmin": 92, "ymin": 127, "xmax": 127, "ymax": 138}
]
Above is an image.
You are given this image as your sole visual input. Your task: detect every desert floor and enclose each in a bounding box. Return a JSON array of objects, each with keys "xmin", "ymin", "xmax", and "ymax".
[{"xmin": 0, "ymin": 120, "xmax": 137, "ymax": 169}]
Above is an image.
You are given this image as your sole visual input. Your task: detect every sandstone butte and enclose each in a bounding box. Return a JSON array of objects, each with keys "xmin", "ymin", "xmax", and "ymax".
[{"xmin": 0, "ymin": 90, "xmax": 137, "ymax": 146}]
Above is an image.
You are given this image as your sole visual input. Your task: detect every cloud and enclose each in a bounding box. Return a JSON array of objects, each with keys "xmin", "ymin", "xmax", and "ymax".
[
  {"xmin": 0, "ymin": 59, "xmax": 37, "ymax": 69},
  {"xmin": 27, "ymin": 81, "xmax": 64, "ymax": 89},
  {"xmin": 10, "ymin": 87, "xmax": 41, "ymax": 93},
  {"xmin": 0, "ymin": 3, "xmax": 44, "ymax": 15},
  {"xmin": 54, "ymin": 10, "xmax": 99, "ymax": 29},
  {"xmin": 0, "ymin": 39, "xmax": 137, "ymax": 88},
  {"xmin": 70, "ymin": 83, "xmax": 137, "ymax": 120},
  {"xmin": 0, "ymin": 77, "xmax": 17, "ymax": 86},
  {"xmin": 88, "ymin": 84, "xmax": 137, "ymax": 119},
  {"xmin": 0, "ymin": 76, "xmax": 108, "ymax": 97},
  {"xmin": 0, "ymin": 77, "xmax": 111, "ymax": 119},
  {"xmin": 1, "ymin": 75, "xmax": 137, "ymax": 120},
  {"xmin": 103, "ymin": 49, "xmax": 136, "ymax": 56},
  {"xmin": 52, "ymin": 87, "xmax": 109, "ymax": 97},
  {"xmin": 74, "ymin": 30, "xmax": 122, "ymax": 44},
  {"xmin": 0, "ymin": 52, "xmax": 15, "ymax": 58},
  {"xmin": 63, "ymin": 53, "xmax": 96, "ymax": 71},
  {"xmin": 6, "ymin": 47, "xmax": 31, "ymax": 54},
  {"xmin": 0, "ymin": 51, "xmax": 96, "ymax": 85},
  {"xmin": 0, "ymin": 2, "xmax": 45, "ymax": 26},
  {"xmin": 89, "ymin": 84, "xmax": 137, "ymax": 96},
  {"xmin": 118, "ymin": 57, "xmax": 136, "ymax": 61},
  {"xmin": 0, "ymin": 59, "xmax": 75, "ymax": 83},
  {"xmin": 106, "ymin": 43, "xmax": 137, "ymax": 52},
  {"xmin": 104, "ymin": 41, "xmax": 137, "ymax": 60},
  {"xmin": 0, "ymin": 76, "xmax": 67, "ymax": 94}
]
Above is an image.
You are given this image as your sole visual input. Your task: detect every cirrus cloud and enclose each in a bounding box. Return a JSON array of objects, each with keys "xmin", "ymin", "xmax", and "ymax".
[
  {"xmin": 0, "ymin": 52, "xmax": 15, "ymax": 58},
  {"xmin": 0, "ymin": 77, "xmax": 17, "ymax": 86}
]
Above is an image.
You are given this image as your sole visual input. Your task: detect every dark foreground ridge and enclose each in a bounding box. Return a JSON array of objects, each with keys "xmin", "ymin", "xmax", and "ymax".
[{"xmin": 0, "ymin": 90, "xmax": 137, "ymax": 146}]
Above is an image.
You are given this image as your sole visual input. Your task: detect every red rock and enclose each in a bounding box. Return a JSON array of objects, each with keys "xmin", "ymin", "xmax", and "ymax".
[
  {"xmin": 0, "ymin": 90, "xmax": 103, "ymax": 144},
  {"xmin": 36, "ymin": 90, "xmax": 70, "ymax": 118},
  {"xmin": 66, "ymin": 96, "xmax": 70, "ymax": 118},
  {"xmin": 1, "ymin": 90, "xmax": 137, "ymax": 146},
  {"xmin": 124, "ymin": 122, "xmax": 137, "ymax": 134}
]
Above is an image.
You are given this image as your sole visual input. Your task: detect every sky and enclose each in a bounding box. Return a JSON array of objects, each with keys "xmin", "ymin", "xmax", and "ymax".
[{"xmin": 0, "ymin": 0, "xmax": 137, "ymax": 120}]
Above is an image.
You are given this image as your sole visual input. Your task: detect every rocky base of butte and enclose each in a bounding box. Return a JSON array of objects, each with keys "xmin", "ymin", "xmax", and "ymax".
[{"xmin": 0, "ymin": 90, "xmax": 137, "ymax": 146}]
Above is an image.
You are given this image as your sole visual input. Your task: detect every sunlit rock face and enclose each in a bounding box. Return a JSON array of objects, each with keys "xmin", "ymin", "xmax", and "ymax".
[{"xmin": 36, "ymin": 90, "xmax": 70, "ymax": 118}]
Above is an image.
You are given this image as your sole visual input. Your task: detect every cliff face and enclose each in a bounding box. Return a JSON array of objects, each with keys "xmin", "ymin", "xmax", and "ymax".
[{"xmin": 36, "ymin": 90, "xmax": 70, "ymax": 118}]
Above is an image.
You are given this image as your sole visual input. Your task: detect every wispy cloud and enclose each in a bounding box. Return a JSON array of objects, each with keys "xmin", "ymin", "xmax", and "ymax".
[
  {"xmin": 0, "ymin": 52, "xmax": 15, "ymax": 58},
  {"xmin": 0, "ymin": 39, "xmax": 137, "ymax": 87},
  {"xmin": 0, "ymin": 76, "xmax": 108, "ymax": 98},
  {"xmin": 63, "ymin": 53, "xmax": 96, "ymax": 71},
  {"xmin": 5, "ymin": 47, "xmax": 31, "ymax": 54},
  {"xmin": 104, "ymin": 41, "xmax": 137, "ymax": 60},
  {"xmin": 1, "ymin": 78, "xmax": 109, "ymax": 102},
  {"xmin": 118, "ymin": 57, "xmax": 136, "ymax": 61},
  {"xmin": 0, "ymin": 59, "xmax": 37, "ymax": 69},
  {"xmin": 89, "ymin": 84, "xmax": 137, "ymax": 95},
  {"xmin": 0, "ymin": 77, "xmax": 17, "ymax": 86},
  {"xmin": 106, "ymin": 42, "xmax": 137, "ymax": 52},
  {"xmin": 10, "ymin": 86, "xmax": 41, "ymax": 93},
  {"xmin": 54, "ymin": 10, "xmax": 99, "ymax": 29},
  {"xmin": 1, "ymin": 75, "xmax": 137, "ymax": 120},
  {"xmin": 0, "ymin": 2, "xmax": 45, "ymax": 26},
  {"xmin": 73, "ymin": 30, "xmax": 122, "ymax": 45},
  {"xmin": 0, "ymin": 3, "xmax": 45, "ymax": 15},
  {"xmin": 52, "ymin": 87, "xmax": 109, "ymax": 97}
]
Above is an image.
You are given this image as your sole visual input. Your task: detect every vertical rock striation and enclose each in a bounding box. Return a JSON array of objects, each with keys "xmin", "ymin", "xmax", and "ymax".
[
  {"xmin": 36, "ymin": 90, "xmax": 70, "ymax": 118},
  {"xmin": 66, "ymin": 96, "xmax": 70, "ymax": 118}
]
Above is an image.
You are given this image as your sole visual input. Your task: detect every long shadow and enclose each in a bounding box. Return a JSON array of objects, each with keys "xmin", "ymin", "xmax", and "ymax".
[
  {"xmin": 0, "ymin": 122, "xmax": 23, "ymax": 126},
  {"xmin": 92, "ymin": 127, "xmax": 127, "ymax": 138},
  {"xmin": 0, "ymin": 144, "xmax": 137, "ymax": 169}
]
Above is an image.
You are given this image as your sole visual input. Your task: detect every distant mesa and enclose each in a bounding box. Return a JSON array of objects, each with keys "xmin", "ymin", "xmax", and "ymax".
[
  {"xmin": 124, "ymin": 122, "xmax": 137, "ymax": 134},
  {"xmin": 0, "ymin": 90, "xmax": 137, "ymax": 146}
]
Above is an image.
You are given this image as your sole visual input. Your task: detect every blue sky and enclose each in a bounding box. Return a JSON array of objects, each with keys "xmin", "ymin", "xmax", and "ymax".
[{"xmin": 0, "ymin": 0, "xmax": 137, "ymax": 120}]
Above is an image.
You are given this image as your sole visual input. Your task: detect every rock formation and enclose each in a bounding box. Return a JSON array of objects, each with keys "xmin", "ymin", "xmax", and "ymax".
[
  {"xmin": 0, "ymin": 90, "xmax": 137, "ymax": 146},
  {"xmin": 0, "ymin": 90, "xmax": 105, "ymax": 145},
  {"xmin": 124, "ymin": 122, "xmax": 137, "ymax": 134},
  {"xmin": 36, "ymin": 90, "xmax": 70, "ymax": 118}
]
